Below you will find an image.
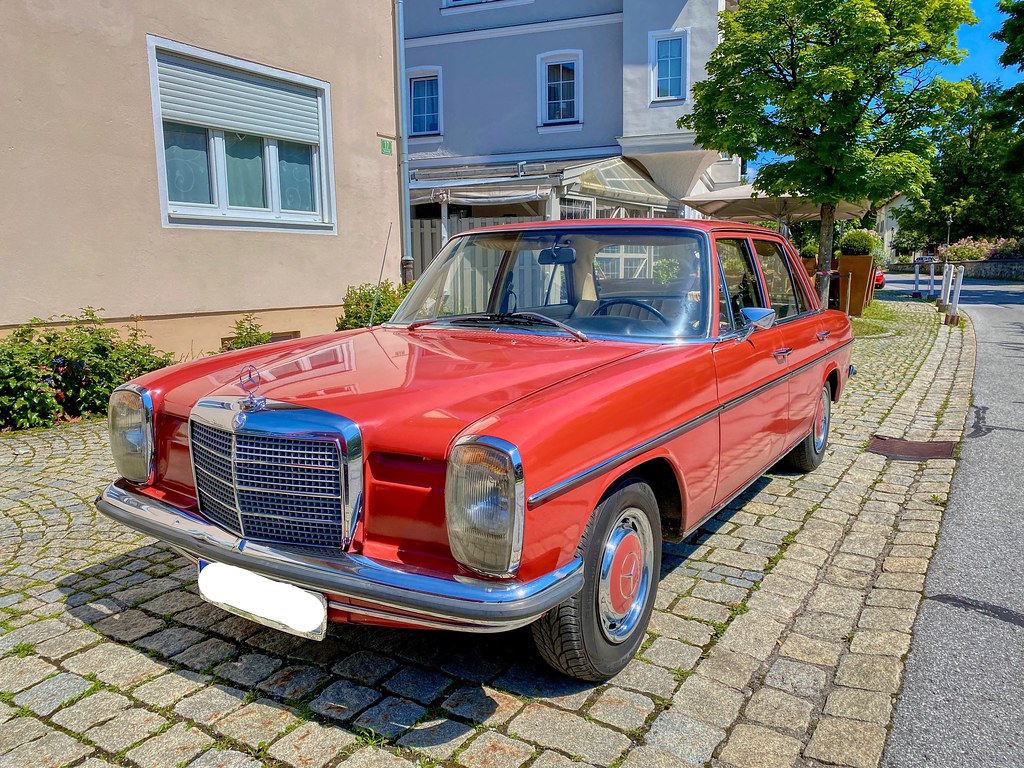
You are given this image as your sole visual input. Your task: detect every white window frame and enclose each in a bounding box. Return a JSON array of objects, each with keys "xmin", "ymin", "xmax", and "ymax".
[
  {"xmin": 559, "ymin": 195, "xmax": 595, "ymax": 220},
  {"xmin": 537, "ymin": 50, "xmax": 583, "ymax": 133},
  {"xmin": 441, "ymin": 0, "xmax": 534, "ymax": 14},
  {"xmin": 147, "ymin": 35, "xmax": 337, "ymax": 232},
  {"xmin": 407, "ymin": 66, "xmax": 444, "ymax": 140},
  {"xmin": 648, "ymin": 29, "xmax": 689, "ymax": 105}
]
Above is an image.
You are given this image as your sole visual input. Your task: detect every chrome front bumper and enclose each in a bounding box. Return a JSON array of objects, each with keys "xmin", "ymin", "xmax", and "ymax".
[{"xmin": 96, "ymin": 480, "xmax": 583, "ymax": 633}]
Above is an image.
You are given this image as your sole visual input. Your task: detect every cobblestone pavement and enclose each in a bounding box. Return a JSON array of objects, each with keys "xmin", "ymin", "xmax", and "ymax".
[{"xmin": 0, "ymin": 297, "xmax": 972, "ymax": 768}]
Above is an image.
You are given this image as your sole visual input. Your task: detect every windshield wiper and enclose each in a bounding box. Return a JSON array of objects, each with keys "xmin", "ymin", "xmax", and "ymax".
[
  {"xmin": 407, "ymin": 312, "xmax": 588, "ymax": 342},
  {"xmin": 503, "ymin": 311, "xmax": 589, "ymax": 342}
]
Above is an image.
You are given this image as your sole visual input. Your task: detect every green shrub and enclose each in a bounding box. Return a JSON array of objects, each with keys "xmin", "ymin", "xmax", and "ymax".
[
  {"xmin": 0, "ymin": 309, "xmax": 173, "ymax": 430},
  {"xmin": 653, "ymin": 258, "xmax": 680, "ymax": 284},
  {"xmin": 838, "ymin": 229, "xmax": 882, "ymax": 256},
  {"xmin": 940, "ymin": 237, "xmax": 1022, "ymax": 261},
  {"xmin": 799, "ymin": 244, "xmax": 818, "ymax": 260},
  {"xmin": 337, "ymin": 280, "xmax": 414, "ymax": 331},
  {"xmin": 222, "ymin": 313, "xmax": 273, "ymax": 350},
  {"xmin": 991, "ymin": 238, "xmax": 1023, "ymax": 260},
  {"xmin": 0, "ymin": 326, "xmax": 60, "ymax": 430}
]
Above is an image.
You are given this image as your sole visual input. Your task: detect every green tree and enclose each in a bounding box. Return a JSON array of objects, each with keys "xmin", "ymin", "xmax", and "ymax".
[
  {"xmin": 680, "ymin": 0, "xmax": 975, "ymax": 301},
  {"xmin": 892, "ymin": 81, "xmax": 1024, "ymax": 244},
  {"xmin": 995, "ymin": 0, "xmax": 1024, "ymax": 171}
]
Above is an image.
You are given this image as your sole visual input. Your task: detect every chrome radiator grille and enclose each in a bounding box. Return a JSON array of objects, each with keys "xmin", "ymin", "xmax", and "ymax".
[{"xmin": 190, "ymin": 420, "xmax": 347, "ymax": 549}]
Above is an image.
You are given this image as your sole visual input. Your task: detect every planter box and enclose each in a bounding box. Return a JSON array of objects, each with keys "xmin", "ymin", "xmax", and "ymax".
[{"xmin": 837, "ymin": 254, "xmax": 874, "ymax": 317}]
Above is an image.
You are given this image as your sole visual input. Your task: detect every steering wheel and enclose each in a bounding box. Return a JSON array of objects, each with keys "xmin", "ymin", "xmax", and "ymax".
[{"xmin": 594, "ymin": 299, "xmax": 671, "ymax": 326}]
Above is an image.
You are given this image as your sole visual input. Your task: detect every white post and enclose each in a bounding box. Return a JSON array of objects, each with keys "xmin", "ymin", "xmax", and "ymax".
[
  {"xmin": 440, "ymin": 199, "xmax": 449, "ymax": 245},
  {"xmin": 545, "ymin": 191, "xmax": 560, "ymax": 221},
  {"xmin": 946, "ymin": 266, "xmax": 965, "ymax": 325},
  {"xmin": 938, "ymin": 263, "xmax": 952, "ymax": 310},
  {"xmin": 913, "ymin": 263, "xmax": 921, "ymax": 295},
  {"xmin": 928, "ymin": 262, "xmax": 936, "ymax": 297}
]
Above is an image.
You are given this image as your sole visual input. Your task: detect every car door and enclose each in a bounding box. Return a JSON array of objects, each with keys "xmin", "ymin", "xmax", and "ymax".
[
  {"xmin": 711, "ymin": 236, "xmax": 791, "ymax": 506},
  {"xmin": 749, "ymin": 238, "xmax": 826, "ymax": 448}
]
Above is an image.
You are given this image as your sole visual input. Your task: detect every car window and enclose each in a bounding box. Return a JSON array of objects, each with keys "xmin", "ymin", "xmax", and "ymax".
[
  {"xmin": 716, "ymin": 238, "xmax": 764, "ymax": 331},
  {"xmin": 505, "ymin": 250, "xmax": 571, "ymax": 312},
  {"xmin": 752, "ymin": 240, "xmax": 804, "ymax": 319},
  {"xmin": 392, "ymin": 227, "xmax": 711, "ymax": 340}
]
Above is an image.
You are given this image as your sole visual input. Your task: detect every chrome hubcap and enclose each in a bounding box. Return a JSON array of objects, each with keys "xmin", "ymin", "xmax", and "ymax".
[
  {"xmin": 813, "ymin": 386, "xmax": 830, "ymax": 453},
  {"xmin": 598, "ymin": 507, "xmax": 654, "ymax": 643}
]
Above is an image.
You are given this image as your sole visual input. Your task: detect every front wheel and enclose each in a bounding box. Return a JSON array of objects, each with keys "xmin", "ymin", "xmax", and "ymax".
[
  {"xmin": 532, "ymin": 479, "xmax": 661, "ymax": 681},
  {"xmin": 785, "ymin": 382, "xmax": 832, "ymax": 472}
]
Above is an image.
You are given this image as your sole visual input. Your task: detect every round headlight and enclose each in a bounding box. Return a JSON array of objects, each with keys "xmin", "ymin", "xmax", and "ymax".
[
  {"xmin": 109, "ymin": 386, "xmax": 154, "ymax": 484},
  {"xmin": 445, "ymin": 437, "xmax": 524, "ymax": 577}
]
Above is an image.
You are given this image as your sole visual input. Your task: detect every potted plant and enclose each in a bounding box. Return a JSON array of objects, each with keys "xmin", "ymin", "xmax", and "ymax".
[{"xmin": 837, "ymin": 229, "xmax": 881, "ymax": 316}]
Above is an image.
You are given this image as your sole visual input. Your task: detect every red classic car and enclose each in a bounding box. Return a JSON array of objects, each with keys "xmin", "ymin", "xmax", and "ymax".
[
  {"xmin": 875, "ymin": 267, "xmax": 886, "ymax": 289},
  {"xmin": 97, "ymin": 220, "xmax": 853, "ymax": 680}
]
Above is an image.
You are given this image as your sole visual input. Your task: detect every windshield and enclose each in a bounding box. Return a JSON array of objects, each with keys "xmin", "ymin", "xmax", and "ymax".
[{"xmin": 390, "ymin": 227, "xmax": 711, "ymax": 340}]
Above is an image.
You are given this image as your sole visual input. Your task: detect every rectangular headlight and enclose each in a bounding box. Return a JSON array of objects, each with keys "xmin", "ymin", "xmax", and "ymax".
[
  {"xmin": 109, "ymin": 386, "xmax": 154, "ymax": 484},
  {"xmin": 445, "ymin": 437, "xmax": 524, "ymax": 577}
]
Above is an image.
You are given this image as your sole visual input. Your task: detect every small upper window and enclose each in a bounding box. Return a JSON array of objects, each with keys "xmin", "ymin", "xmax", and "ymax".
[
  {"xmin": 649, "ymin": 30, "xmax": 688, "ymax": 103},
  {"xmin": 537, "ymin": 51, "xmax": 582, "ymax": 128},
  {"xmin": 410, "ymin": 74, "xmax": 441, "ymax": 136},
  {"xmin": 148, "ymin": 36, "xmax": 334, "ymax": 230},
  {"xmin": 717, "ymin": 238, "xmax": 766, "ymax": 332},
  {"xmin": 753, "ymin": 240, "xmax": 805, "ymax": 319}
]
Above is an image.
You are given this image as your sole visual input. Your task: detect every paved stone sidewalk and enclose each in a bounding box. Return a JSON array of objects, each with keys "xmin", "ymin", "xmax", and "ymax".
[{"xmin": 0, "ymin": 297, "xmax": 972, "ymax": 768}]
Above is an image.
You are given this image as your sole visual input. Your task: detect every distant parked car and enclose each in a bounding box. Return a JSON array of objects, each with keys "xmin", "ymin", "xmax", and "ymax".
[
  {"xmin": 914, "ymin": 255, "xmax": 935, "ymax": 263},
  {"xmin": 875, "ymin": 267, "xmax": 886, "ymax": 289},
  {"xmin": 96, "ymin": 219, "xmax": 854, "ymax": 681}
]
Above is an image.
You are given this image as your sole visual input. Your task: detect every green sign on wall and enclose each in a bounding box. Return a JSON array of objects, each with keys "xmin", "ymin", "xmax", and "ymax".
[{"xmin": 380, "ymin": 138, "xmax": 394, "ymax": 156}]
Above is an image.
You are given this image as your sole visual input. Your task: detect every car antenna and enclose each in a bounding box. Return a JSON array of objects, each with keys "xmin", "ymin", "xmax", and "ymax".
[{"xmin": 367, "ymin": 222, "xmax": 394, "ymax": 328}]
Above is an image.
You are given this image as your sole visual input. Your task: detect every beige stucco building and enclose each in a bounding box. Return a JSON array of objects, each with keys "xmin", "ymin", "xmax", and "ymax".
[{"xmin": 1, "ymin": 1, "xmax": 402, "ymax": 357}]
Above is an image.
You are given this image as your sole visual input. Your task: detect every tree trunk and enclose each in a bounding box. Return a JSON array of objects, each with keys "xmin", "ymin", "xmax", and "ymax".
[{"xmin": 815, "ymin": 202, "xmax": 838, "ymax": 306}]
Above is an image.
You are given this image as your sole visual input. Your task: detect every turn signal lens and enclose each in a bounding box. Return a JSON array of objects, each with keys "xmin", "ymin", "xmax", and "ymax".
[
  {"xmin": 445, "ymin": 440, "xmax": 523, "ymax": 577},
  {"xmin": 109, "ymin": 388, "xmax": 154, "ymax": 484}
]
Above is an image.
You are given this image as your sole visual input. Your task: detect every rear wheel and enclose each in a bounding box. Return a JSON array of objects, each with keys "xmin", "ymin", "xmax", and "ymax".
[
  {"xmin": 532, "ymin": 479, "xmax": 661, "ymax": 681},
  {"xmin": 785, "ymin": 382, "xmax": 832, "ymax": 472}
]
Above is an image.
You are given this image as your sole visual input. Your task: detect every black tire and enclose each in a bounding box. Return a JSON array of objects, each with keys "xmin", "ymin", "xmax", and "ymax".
[
  {"xmin": 532, "ymin": 479, "xmax": 661, "ymax": 681},
  {"xmin": 785, "ymin": 382, "xmax": 832, "ymax": 472}
]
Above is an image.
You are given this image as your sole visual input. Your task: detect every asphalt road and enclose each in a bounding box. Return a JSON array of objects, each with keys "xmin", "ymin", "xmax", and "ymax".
[{"xmin": 882, "ymin": 273, "xmax": 1024, "ymax": 768}]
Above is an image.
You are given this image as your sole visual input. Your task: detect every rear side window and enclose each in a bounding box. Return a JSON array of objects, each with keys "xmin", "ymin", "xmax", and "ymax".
[
  {"xmin": 716, "ymin": 238, "xmax": 764, "ymax": 332},
  {"xmin": 752, "ymin": 240, "xmax": 804, "ymax": 319}
]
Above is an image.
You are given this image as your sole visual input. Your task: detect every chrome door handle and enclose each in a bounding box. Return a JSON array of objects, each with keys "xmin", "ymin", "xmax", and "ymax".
[
  {"xmin": 773, "ymin": 347, "xmax": 793, "ymax": 361},
  {"xmin": 816, "ymin": 330, "xmax": 830, "ymax": 341}
]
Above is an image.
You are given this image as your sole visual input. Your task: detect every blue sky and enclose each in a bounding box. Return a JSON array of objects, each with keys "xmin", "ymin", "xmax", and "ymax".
[{"xmin": 939, "ymin": 0, "xmax": 1022, "ymax": 85}]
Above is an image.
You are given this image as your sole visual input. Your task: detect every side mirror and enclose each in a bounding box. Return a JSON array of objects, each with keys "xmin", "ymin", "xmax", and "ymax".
[{"xmin": 737, "ymin": 307, "xmax": 776, "ymax": 340}]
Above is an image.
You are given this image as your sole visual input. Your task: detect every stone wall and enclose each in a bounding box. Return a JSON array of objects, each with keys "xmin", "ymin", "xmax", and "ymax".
[{"xmin": 888, "ymin": 259, "xmax": 1024, "ymax": 280}]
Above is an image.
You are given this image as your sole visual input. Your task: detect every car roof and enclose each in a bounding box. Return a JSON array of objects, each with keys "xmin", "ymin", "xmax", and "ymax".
[{"xmin": 455, "ymin": 218, "xmax": 784, "ymax": 237}]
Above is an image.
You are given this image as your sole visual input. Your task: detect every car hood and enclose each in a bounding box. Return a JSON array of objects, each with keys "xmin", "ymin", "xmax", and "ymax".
[{"xmin": 150, "ymin": 326, "xmax": 645, "ymax": 457}]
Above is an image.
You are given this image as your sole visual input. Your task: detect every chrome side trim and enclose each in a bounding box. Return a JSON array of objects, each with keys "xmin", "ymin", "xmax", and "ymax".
[
  {"xmin": 96, "ymin": 480, "xmax": 583, "ymax": 629},
  {"xmin": 528, "ymin": 339, "xmax": 854, "ymax": 508},
  {"xmin": 527, "ymin": 408, "xmax": 721, "ymax": 509}
]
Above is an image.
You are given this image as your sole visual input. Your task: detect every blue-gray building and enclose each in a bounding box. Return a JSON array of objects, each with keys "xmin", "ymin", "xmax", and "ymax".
[{"xmin": 403, "ymin": 0, "xmax": 742, "ymax": 265}]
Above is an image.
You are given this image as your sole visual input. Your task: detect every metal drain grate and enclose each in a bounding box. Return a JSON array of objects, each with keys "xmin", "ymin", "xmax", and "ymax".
[{"xmin": 866, "ymin": 436, "xmax": 957, "ymax": 460}]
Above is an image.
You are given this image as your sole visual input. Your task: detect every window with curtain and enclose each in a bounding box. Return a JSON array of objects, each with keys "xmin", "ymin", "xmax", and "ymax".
[
  {"xmin": 649, "ymin": 30, "xmax": 687, "ymax": 103},
  {"xmin": 150, "ymin": 38, "xmax": 333, "ymax": 229},
  {"xmin": 546, "ymin": 61, "xmax": 576, "ymax": 122},
  {"xmin": 410, "ymin": 76, "xmax": 440, "ymax": 135},
  {"xmin": 537, "ymin": 51, "xmax": 582, "ymax": 127}
]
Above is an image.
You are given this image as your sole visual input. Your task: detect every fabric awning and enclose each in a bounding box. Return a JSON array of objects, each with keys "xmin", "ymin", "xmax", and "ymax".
[
  {"xmin": 682, "ymin": 184, "xmax": 869, "ymax": 222},
  {"xmin": 408, "ymin": 157, "xmax": 674, "ymax": 208},
  {"xmin": 409, "ymin": 177, "xmax": 555, "ymax": 205}
]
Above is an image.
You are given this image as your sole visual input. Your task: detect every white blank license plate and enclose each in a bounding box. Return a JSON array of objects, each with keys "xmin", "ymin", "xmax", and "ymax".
[{"xmin": 198, "ymin": 560, "xmax": 327, "ymax": 641}]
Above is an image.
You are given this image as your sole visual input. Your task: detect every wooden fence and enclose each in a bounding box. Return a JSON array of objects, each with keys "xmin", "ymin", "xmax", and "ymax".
[{"xmin": 410, "ymin": 216, "xmax": 543, "ymax": 276}]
